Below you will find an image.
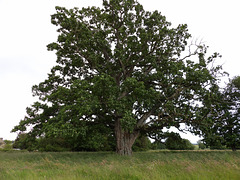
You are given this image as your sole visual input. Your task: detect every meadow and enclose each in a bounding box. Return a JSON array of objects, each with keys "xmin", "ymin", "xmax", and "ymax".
[{"xmin": 0, "ymin": 150, "xmax": 240, "ymax": 180}]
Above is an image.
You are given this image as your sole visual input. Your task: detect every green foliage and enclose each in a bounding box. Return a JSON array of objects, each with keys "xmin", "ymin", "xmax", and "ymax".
[
  {"xmin": 3, "ymin": 140, "xmax": 12, "ymax": 144},
  {"xmin": 37, "ymin": 137, "xmax": 71, "ymax": 152},
  {"xmin": 0, "ymin": 140, "xmax": 13, "ymax": 151},
  {"xmin": 72, "ymin": 130, "xmax": 115, "ymax": 152},
  {"xmin": 165, "ymin": 132, "xmax": 194, "ymax": 150},
  {"xmin": 121, "ymin": 111, "xmax": 137, "ymax": 132},
  {"xmin": 198, "ymin": 143, "xmax": 206, "ymax": 150},
  {"xmin": 209, "ymin": 141, "xmax": 226, "ymax": 150},
  {"xmin": 13, "ymin": 126, "xmax": 116, "ymax": 152},
  {"xmin": 197, "ymin": 140, "xmax": 206, "ymax": 150},
  {"xmin": 12, "ymin": 133, "xmax": 37, "ymax": 151},
  {"xmin": 181, "ymin": 139, "xmax": 195, "ymax": 150},
  {"xmin": 200, "ymin": 76, "xmax": 240, "ymax": 151},
  {"xmin": 132, "ymin": 134, "xmax": 152, "ymax": 151},
  {"xmin": 151, "ymin": 141, "xmax": 166, "ymax": 150},
  {"xmin": 12, "ymin": 0, "xmax": 225, "ymax": 155},
  {"xmin": 2, "ymin": 144, "xmax": 13, "ymax": 151}
]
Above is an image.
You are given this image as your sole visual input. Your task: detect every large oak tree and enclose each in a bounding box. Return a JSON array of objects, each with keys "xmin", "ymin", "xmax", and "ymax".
[{"xmin": 12, "ymin": 0, "xmax": 224, "ymax": 155}]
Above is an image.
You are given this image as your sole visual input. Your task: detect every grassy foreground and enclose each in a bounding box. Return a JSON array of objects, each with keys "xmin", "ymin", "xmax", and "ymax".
[{"xmin": 0, "ymin": 150, "xmax": 240, "ymax": 180}]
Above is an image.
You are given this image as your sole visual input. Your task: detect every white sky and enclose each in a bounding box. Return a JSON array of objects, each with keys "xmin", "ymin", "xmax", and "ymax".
[{"xmin": 0, "ymin": 0, "xmax": 239, "ymax": 143}]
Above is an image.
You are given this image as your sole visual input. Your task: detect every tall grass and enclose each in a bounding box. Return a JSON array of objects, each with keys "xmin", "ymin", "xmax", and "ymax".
[{"xmin": 0, "ymin": 150, "xmax": 240, "ymax": 179}]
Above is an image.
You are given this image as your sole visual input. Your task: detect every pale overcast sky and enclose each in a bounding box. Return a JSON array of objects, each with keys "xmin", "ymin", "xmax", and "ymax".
[{"xmin": 0, "ymin": 0, "xmax": 239, "ymax": 142}]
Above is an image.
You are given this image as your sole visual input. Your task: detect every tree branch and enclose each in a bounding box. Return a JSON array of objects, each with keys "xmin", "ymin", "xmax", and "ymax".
[{"xmin": 136, "ymin": 104, "xmax": 159, "ymax": 128}]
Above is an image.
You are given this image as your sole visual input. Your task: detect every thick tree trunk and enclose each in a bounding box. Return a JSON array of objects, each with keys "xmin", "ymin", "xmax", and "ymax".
[{"xmin": 115, "ymin": 119, "xmax": 139, "ymax": 155}]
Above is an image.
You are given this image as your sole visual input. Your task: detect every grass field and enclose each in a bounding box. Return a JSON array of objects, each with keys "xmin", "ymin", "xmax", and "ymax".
[{"xmin": 0, "ymin": 150, "xmax": 240, "ymax": 180}]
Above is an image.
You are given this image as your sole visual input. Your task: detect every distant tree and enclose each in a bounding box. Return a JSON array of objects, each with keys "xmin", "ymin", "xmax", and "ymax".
[
  {"xmin": 165, "ymin": 132, "xmax": 194, "ymax": 150},
  {"xmin": 12, "ymin": 133, "xmax": 37, "ymax": 151},
  {"xmin": 132, "ymin": 134, "xmax": 152, "ymax": 151},
  {"xmin": 12, "ymin": 0, "xmax": 224, "ymax": 155},
  {"xmin": 151, "ymin": 141, "xmax": 166, "ymax": 150},
  {"xmin": 164, "ymin": 132, "xmax": 182, "ymax": 150},
  {"xmin": 197, "ymin": 140, "xmax": 206, "ymax": 150},
  {"xmin": 181, "ymin": 139, "xmax": 195, "ymax": 150},
  {"xmin": 2, "ymin": 140, "xmax": 13, "ymax": 150}
]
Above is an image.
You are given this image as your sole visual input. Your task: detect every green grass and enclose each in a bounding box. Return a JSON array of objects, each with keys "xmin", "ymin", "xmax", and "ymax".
[{"xmin": 0, "ymin": 150, "xmax": 240, "ymax": 180}]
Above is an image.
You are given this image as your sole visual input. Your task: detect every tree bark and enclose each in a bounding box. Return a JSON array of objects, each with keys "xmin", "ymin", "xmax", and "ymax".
[{"xmin": 115, "ymin": 119, "xmax": 139, "ymax": 155}]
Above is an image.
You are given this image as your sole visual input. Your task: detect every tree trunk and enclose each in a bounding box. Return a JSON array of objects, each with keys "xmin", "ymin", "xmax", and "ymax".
[
  {"xmin": 231, "ymin": 145, "xmax": 237, "ymax": 151},
  {"xmin": 115, "ymin": 119, "xmax": 139, "ymax": 155}
]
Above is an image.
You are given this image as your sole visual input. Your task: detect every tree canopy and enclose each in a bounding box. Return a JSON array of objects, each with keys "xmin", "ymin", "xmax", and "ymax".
[
  {"xmin": 200, "ymin": 76, "xmax": 240, "ymax": 151},
  {"xmin": 12, "ymin": 0, "xmax": 225, "ymax": 155}
]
